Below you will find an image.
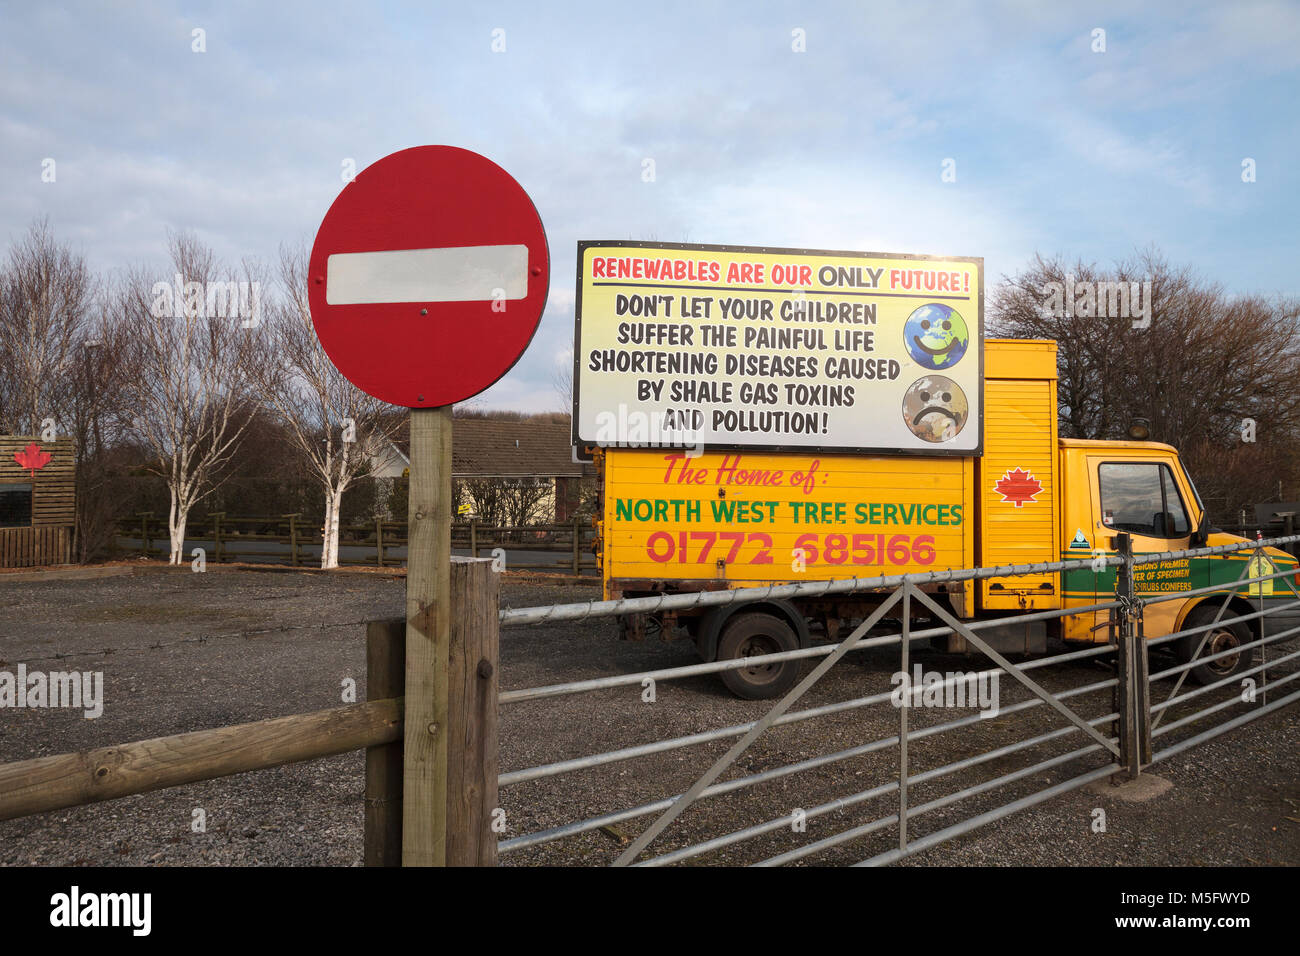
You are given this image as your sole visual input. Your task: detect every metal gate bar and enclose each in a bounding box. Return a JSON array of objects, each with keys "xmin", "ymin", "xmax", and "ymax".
[
  {"xmin": 758, "ymin": 741, "xmax": 1111, "ymax": 867},
  {"xmin": 647, "ymin": 708, "xmax": 1119, "ymax": 867},
  {"xmin": 500, "ymin": 672, "xmax": 1119, "ymax": 854},
  {"xmin": 611, "ymin": 589, "xmax": 906, "ymax": 865}
]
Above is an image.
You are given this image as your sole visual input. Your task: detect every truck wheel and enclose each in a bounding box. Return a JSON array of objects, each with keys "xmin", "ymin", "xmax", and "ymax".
[
  {"xmin": 1177, "ymin": 605, "xmax": 1253, "ymax": 685},
  {"xmin": 717, "ymin": 613, "xmax": 801, "ymax": 700}
]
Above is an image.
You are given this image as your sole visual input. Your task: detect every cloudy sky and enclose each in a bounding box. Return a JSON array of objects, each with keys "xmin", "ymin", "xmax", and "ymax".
[{"xmin": 2, "ymin": 1, "xmax": 1297, "ymax": 411}]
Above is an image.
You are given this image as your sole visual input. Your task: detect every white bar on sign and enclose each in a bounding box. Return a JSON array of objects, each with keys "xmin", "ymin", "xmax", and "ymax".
[{"xmin": 326, "ymin": 244, "xmax": 530, "ymax": 305}]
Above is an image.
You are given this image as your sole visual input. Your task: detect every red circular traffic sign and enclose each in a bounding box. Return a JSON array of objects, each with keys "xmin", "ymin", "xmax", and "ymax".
[{"xmin": 308, "ymin": 146, "xmax": 549, "ymax": 407}]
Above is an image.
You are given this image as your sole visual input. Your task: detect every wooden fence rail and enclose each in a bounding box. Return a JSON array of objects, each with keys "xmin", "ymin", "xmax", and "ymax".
[
  {"xmin": 0, "ymin": 698, "xmax": 402, "ymax": 822},
  {"xmin": 113, "ymin": 513, "xmax": 597, "ymax": 572},
  {"xmin": 0, "ymin": 559, "xmax": 501, "ymax": 866}
]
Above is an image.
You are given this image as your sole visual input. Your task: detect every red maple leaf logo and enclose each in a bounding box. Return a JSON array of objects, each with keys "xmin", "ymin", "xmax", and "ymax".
[
  {"xmin": 13, "ymin": 442, "xmax": 52, "ymax": 478},
  {"xmin": 994, "ymin": 467, "xmax": 1041, "ymax": 507}
]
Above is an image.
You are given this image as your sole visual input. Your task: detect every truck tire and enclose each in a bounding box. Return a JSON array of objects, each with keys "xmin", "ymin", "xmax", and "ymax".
[
  {"xmin": 717, "ymin": 612, "xmax": 801, "ymax": 700},
  {"xmin": 1177, "ymin": 605, "xmax": 1253, "ymax": 685}
]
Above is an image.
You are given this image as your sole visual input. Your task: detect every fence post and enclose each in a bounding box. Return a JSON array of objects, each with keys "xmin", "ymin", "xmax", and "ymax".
[
  {"xmin": 376, "ymin": 518, "xmax": 385, "ymax": 568},
  {"xmin": 365, "ymin": 618, "xmax": 405, "ymax": 866},
  {"xmin": 138, "ymin": 512, "xmax": 152, "ymax": 558},
  {"xmin": 1112, "ymin": 532, "xmax": 1150, "ymax": 782},
  {"xmin": 572, "ymin": 515, "xmax": 581, "ymax": 573},
  {"xmin": 447, "ymin": 557, "xmax": 500, "ymax": 866},
  {"xmin": 210, "ymin": 512, "xmax": 224, "ymax": 564},
  {"xmin": 285, "ymin": 513, "xmax": 299, "ymax": 567},
  {"xmin": 469, "ymin": 518, "xmax": 477, "ymax": 559}
]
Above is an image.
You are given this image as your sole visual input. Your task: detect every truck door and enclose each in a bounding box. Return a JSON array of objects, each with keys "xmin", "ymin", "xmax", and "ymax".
[{"xmin": 1079, "ymin": 457, "xmax": 1203, "ymax": 641}]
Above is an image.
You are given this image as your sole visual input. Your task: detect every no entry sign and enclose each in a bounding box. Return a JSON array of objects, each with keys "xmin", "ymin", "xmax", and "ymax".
[{"xmin": 308, "ymin": 146, "xmax": 549, "ymax": 407}]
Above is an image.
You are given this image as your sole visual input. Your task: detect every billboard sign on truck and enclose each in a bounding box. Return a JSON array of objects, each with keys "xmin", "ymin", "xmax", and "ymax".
[{"xmin": 573, "ymin": 241, "xmax": 983, "ymax": 456}]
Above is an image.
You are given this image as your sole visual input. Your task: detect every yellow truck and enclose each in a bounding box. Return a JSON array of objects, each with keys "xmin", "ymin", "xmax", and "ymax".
[{"xmin": 594, "ymin": 339, "xmax": 1299, "ymax": 698}]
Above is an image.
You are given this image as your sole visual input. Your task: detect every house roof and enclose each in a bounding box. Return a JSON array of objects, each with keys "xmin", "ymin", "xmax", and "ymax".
[{"xmin": 391, "ymin": 417, "xmax": 591, "ymax": 478}]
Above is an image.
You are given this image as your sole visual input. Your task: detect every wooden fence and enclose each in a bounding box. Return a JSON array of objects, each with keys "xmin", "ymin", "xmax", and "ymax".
[
  {"xmin": 0, "ymin": 559, "xmax": 499, "ymax": 867},
  {"xmin": 0, "ymin": 525, "xmax": 71, "ymax": 568},
  {"xmin": 113, "ymin": 512, "xmax": 598, "ymax": 572}
]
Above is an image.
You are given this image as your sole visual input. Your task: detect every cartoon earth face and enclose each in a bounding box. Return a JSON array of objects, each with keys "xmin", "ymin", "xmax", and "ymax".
[
  {"xmin": 901, "ymin": 375, "xmax": 968, "ymax": 442},
  {"xmin": 903, "ymin": 303, "xmax": 969, "ymax": 370}
]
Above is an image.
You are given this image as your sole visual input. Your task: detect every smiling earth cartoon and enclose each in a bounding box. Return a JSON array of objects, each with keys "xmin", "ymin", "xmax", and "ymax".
[
  {"xmin": 903, "ymin": 303, "xmax": 969, "ymax": 370},
  {"xmin": 901, "ymin": 375, "xmax": 968, "ymax": 442}
]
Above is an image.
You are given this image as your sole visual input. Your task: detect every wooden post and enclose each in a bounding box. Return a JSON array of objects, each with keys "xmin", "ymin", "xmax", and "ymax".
[
  {"xmin": 469, "ymin": 518, "xmax": 478, "ymax": 559},
  {"xmin": 365, "ymin": 618, "xmax": 405, "ymax": 866},
  {"xmin": 376, "ymin": 518, "xmax": 385, "ymax": 568},
  {"xmin": 572, "ymin": 515, "xmax": 581, "ymax": 573},
  {"xmin": 403, "ymin": 406, "xmax": 453, "ymax": 866},
  {"xmin": 447, "ymin": 557, "xmax": 499, "ymax": 865},
  {"xmin": 210, "ymin": 512, "xmax": 224, "ymax": 564}
]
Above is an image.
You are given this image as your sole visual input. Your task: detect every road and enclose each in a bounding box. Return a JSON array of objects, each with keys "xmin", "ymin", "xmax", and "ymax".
[{"xmin": 113, "ymin": 536, "xmax": 596, "ymax": 574}]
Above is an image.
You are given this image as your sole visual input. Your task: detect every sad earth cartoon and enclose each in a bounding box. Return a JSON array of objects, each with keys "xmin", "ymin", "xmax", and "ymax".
[{"xmin": 901, "ymin": 375, "xmax": 968, "ymax": 442}]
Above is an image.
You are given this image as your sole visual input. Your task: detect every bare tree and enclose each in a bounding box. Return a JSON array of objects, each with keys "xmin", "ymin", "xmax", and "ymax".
[
  {"xmin": 0, "ymin": 218, "xmax": 95, "ymax": 435},
  {"xmin": 460, "ymin": 477, "xmax": 506, "ymax": 526},
  {"xmin": 500, "ymin": 477, "xmax": 552, "ymax": 526},
  {"xmin": 247, "ymin": 244, "xmax": 403, "ymax": 569},
  {"xmin": 118, "ymin": 232, "xmax": 260, "ymax": 564},
  {"xmin": 991, "ymin": 249, "xmax": 1300, "ymax": 521},
  {"xmin": 552, "ymin": 358, "xmax": 574, "ymax": 416},
  {"xmin": 69, "ymin": 294, "xmax": 136, "ymax": 560},
  {"xmin": 0, "ymin": 219, "xmax": 136, "ymax": 561}
]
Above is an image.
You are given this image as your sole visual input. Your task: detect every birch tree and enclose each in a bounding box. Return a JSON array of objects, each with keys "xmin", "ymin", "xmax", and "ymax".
[
  {"xmin": 119, "ymin": 233, "xmax": 260, "ymax": 564},
  {"xmin": 249, "ymin": 245, "xmax": 402, "ymax": 569}
]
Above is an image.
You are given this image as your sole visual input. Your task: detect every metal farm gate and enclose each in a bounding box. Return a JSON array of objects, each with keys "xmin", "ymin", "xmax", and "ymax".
[{"xmin": 493, "ymin": 533, "xmax": 1300, "ymax": 866}]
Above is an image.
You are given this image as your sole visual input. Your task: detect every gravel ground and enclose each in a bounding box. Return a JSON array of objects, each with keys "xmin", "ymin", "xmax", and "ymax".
[{"xmin": 0, "ymin": 564, "xmax": 1296, "ymax": 867}]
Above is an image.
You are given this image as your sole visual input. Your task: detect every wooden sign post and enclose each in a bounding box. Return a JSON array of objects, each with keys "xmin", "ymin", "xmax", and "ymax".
[
  {"xmin": 402, "ymin": 406, "xmax": 454, "ymax": 864},
  {"xmin": 307, "ymin": 146, "xmax": 548, "ymax": 866}
]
